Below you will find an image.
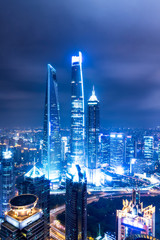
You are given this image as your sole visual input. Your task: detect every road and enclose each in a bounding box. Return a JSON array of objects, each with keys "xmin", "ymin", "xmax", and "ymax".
[{"xmin": 50, "ymin": 188, "xmax": 160, "ymax": 239}]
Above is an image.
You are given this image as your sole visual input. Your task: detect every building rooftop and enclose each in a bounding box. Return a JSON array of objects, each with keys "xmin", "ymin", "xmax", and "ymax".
[
  {"xmin": 88, "ymin": 86, "xmax": 99, "ymax": 102},
  {"xmin": 10, "ymin": 194, "xmax": 37, "ymax": 209},
  {"xmin": 7, "ymin": 207, "xmax": 40, "ymax": 222},
  {"xmin": 25, "ymin": 166, "xmax": 44, "ymax": 179}
]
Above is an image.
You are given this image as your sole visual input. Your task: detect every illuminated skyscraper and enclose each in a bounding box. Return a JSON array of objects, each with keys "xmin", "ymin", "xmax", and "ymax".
[
  {"xmin": 0, "ymin": 194, "xmax": 45, "ymax": 239},
  {"xmin": 126, "ymin": 136, "xmax": 136, "ymax": 165},
  {"xmin": 116, "ymin": 189, "xmax": 155, "ymax": 240},
  {"xmin": 110, "ymin": 133, "xmax": 125, "ymax": 168},
  {"xmin": 101, "ymin": 134, "xmax": 110, "ymax": 165},
  {"xmin": 66, "ymin": 165, "xmax": 87, "ymax": 240},
  {"xmin": 43, "ymin": 64, "xmax": 61, "ymax": 181},
  {"xmin": 0, "ymin": 151, "xmax": 15, "ymax": 218},
  {"xmin": 144, "ymin": 136, "xmax": 154, "ymax": 160},
  {"xmin": 17, "ymin": 166, "xmax": 50, "ymax": 239},
  {"xmin": 87, "ymin": 87, "xmax": 100, "ymax": 184},
  {"xmin": 70, "ymin": 52, "xmax": 85, "ymax": 168}
]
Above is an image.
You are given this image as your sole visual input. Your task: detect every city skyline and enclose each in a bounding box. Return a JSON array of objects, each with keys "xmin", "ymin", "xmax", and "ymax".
[{"xmin": 1, "ymin": 1, "xmax": 160, "ymax": 128}]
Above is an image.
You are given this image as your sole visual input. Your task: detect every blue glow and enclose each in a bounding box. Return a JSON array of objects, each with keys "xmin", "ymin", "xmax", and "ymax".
[
  {"xmin": 106, "ymin": 175, "xmax": 112, "ymax": 182},
  {"xmin": 115, "ymin": 166, "xmax": 124, "ymax": 175},
  {"xmin": 123, "ymin": 218, "xmax": 143, "ymax": 229},
  {"xmin": 3, "ymin": 151, "xmax": 12, "ymax": 159},
  {"xmin": 25, "ymin": 166, "xmax": 44, "ymax": 178},
  {"xmin": 110, "ymin": 134, "xmax": 116, "ymax": 138}
]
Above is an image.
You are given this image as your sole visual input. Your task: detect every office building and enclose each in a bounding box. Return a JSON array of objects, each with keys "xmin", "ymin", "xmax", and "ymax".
[
  {"xmin": 87, "ymin": 87, "xmax": 100, "ymax": 184},
  {"xmin": 43, "ymin": 64, "xmax": 61, "ymax": 181},
  {"xmin": 17, "ymin": 166, "xmax": 50, "ymax": 239},
  {"xmin": 110, "ymin": 133, "xmax": 125, "ymax": 169},
  {"xmin": 0, "ymin": 194, "xmax": 45, "ymax": 239},
  {"xmin": 101, "ymin": 135, "xmax": 110, "ymax": 165},
  {"xmin": 126, "ymin": 136, "xmax": 136, "ymax": 165},
  {"xmin": 0, "ymin": 151, "xmax": 15, "ymax": 218},
  {"xmin": 66, "ymin": 165, "xmax": 87, "ymax": 240},
  {"xmin": 116, "ymin": 189, "xmax": 155, "ymax": 240},
  {"xmin": 144, "ymin": 136, "xmax": 154, "ymax": 160},
  {"xmin": 61, "ymin": 136, "xmax": 69, "ymax": 162},
  {"xmin": 70, "ymin": 52, "xmax": 85, "ymax": 168}
]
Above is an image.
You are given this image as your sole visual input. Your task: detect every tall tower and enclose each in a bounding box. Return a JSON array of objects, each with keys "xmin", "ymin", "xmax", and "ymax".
[
  {"xmin": 0, "ymin": 151, "xmax": 15, "ymax": 218},
  {"xmin": 70, "ymin": 52, "xmax": 85, "ymax": 168},
  {"xmin": 87, "ymin": 87, "xmax": 100, "ymax": 184},
  {"xmin": 17, "ymin": 166, "xmax": 50, "ymax": 239},
  {"xmin": 65, "ymin": 165, "xmax": 87, "ymax": 240},
  {"xmin": 43, "ymin": 64, "xmax": 61, "ymax": 181}
]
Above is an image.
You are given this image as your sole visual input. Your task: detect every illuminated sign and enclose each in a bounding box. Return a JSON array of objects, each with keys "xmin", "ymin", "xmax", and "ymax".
[{"xmin": 122, "ymin": 218, "xmax": 144, "ymax": 229}]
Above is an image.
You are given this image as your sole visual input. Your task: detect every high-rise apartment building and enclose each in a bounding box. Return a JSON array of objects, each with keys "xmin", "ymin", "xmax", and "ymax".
[
  {"xmin": 0, "ymin": 151, "xmax": 15, "ymax": 218},
  {"xmin": 17, "ymin": 166, "xmax": 50, "ymax": 239},
  {"xmin": 110, "ymin": 133, "xmax": 125, "ymax": 168},
  {"xmin": 70, "ymin": 52, "xmax": 85, "ymax": 168},
  {"xmin": 43, "ymin": 64, "xmax": 61, "ymax": 181},
  {"xmin": 0, "ymin": 194, "xmax": 45, "ymax": 239},
  {"xmin": 87, "ymin": 87, "xmax": 100, "ymax": 184},
  {"xmin": 116, "ymin": 189, "xmax": 155, "ymax": 240},
  {"xmin": 65, "ymin": 165, "xmax": 87, "ymax": 240}
]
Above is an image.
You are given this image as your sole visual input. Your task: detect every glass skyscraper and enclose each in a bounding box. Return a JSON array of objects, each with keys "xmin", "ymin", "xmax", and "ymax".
[
  {"xmin": 0, "ymin": 151, "xmax": 15, "ymax": 218},
  {"xmin": 70, "ymin": 52, "xmax": 85, "ymax": 168},
  {"xmin": 144, "ymin": 136, "xmax": 154, "ymax": 160},
  {"xmin": 65, "ymin": 165, "xmax": 87, "ymax": 240},
  {"xmin": 87, "ymin": 87, "xmax": 100, "ymax": 184},
  {"xmin": 43, "ymin": 64, "xmax": 61, "ymax": 181},
  {"xmin": 125, "ymin": 136, "xmax": 136, "ymax": 165},
  {"xmin": 110, "ymin": 133, "xmax": 125, "ymax": 168}
]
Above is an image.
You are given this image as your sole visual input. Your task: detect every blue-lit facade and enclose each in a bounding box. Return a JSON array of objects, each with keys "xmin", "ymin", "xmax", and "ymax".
[
  {"xmin": 65, "ymin": 165, "xmax": 87, "ymax": 240},
  {"xmin": 110, "ymin": 133, "xmax": 125, "ymax": 168},
  {"xmin": 101, "ymin": 134, "xmax": 110, "ymax": 165},
  {"xmin": 125, "ymin": 136, "xmax": 136, "ymax": 165},
  {"xmin": 70, "ymin": 52, "xmax": 85, "ymax": 168},
  {"xmin": 87, "ymin": 87, "xmax": 100, "ymax": 184},
  {"xmin": 43, "ymin": 64, "xmax": 61, "ymax": 181},
  {"xmin": 144, "ymin": 136, "xmax": 154, "ymax": 160},
  {"xmin": 0, "ymin": 151, "xmax": 15, "ymax": 218}
]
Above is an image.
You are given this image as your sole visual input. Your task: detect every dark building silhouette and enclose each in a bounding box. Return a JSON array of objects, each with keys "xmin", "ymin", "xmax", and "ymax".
[{"xmin": 65, "ymin": 165, "xmax": 87, "ymax": 240}]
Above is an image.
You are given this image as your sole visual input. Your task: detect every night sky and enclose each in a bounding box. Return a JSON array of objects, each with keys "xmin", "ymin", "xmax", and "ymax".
[{"xmin": 1, "ymin": 0, "xmax": 160, "ymax": 128}]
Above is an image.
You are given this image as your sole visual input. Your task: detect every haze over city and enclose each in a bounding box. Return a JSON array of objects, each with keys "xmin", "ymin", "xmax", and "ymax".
[{"xmin": 1, "ymin": 0, "xmax": 160, "ymax": 128}]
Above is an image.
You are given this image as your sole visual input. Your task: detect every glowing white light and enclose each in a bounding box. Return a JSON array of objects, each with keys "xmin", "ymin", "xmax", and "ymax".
[
  {"xmin": 115, "ymin": 166, "xmax": 124, "ymax": 175},
  {"xmin": 69, "ymin": 164, "xmax": 79, "ymax": 182},
  {"xmin": 123, "ymin": 218, "xmax": 143, "ymax": 229},
  {"xmin": 25, "ymin": 166, "xmax": 44, "ymax": 178},
  {"xmin": 110, "ymin": 134, "xmax": 116, "ymax": 138},
  {"xmin": 88, "ymin": 86, "xmax": 98, "ymax": 102},
  {"xmin": 106, "ymin": 175, "xmax": 112, "ymax": 182},
  {"xmin": 131, "ymin": 158, "xmax": 136, "ymax": 164},
  {"xmin": 117, "ymin": 134, "xmax": 123, "ymax": 138},
  {"xmin": 3, "ymin": 151, "xmax": 12, "ymax": 159},
  {"xmin": 72, "ymin": 52, "xmax": 82, "ymax": 65}
]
